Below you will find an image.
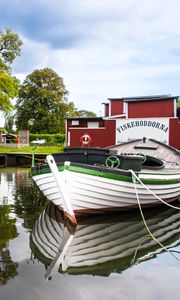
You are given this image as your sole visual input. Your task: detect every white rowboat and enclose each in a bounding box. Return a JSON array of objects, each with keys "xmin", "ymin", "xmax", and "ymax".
[{"xmin": 32, "ymin": 139, "xmax": 180, "ymax": 223}]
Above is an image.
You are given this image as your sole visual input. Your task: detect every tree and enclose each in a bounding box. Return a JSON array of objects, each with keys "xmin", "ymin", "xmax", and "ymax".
[
  {"xmin": 0, "ymin": 28, "xmax": 23, "ymax": 64},
  {"xmin": 0, "ymin": 70, "xmax": 19, "ymax": 112},
  {"xmin": 15, "ymin": 68, "xmax": 78, "ymax": 133},
  {"xmin": 0, "ymin": 28, "xmax": 22, "ymax": 114},
  {"xmin": 78, "ymin": 109, "xmax": 97, "ymax": 117},
  {"xmin": 4, "ymin": 111, "xmax": 14, "ymax": 132}
]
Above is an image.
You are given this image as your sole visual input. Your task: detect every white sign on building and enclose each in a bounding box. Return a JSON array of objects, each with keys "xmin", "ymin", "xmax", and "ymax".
[{"xmin": 116, "ymin": 118, "xmax": 169, "ymax": 144}]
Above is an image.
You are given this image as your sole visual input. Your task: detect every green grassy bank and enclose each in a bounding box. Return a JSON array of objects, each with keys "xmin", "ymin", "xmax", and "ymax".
[{"xmin": 0, "ymin": 145, "xmax": 64, "ymax": 154}]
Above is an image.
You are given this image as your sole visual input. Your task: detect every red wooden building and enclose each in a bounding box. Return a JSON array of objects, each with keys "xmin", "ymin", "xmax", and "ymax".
[{"xmin": 66, "ymin": 95, "xmax": 180, "ymax": 149}]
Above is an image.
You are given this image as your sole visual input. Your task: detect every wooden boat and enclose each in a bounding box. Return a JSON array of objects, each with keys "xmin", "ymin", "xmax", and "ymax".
[
  {"xmin": 32, "ymin": 138, "xmax": 180, "ymax": 223},
  {"xmin": 30, "ymin": 202, "xmax": 180, "ymax": 278}
]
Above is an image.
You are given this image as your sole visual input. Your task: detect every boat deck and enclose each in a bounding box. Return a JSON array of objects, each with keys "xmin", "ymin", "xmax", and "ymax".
[{"xmin": 110, "ymin": 139, "xmax": 180, "ymax": 173}]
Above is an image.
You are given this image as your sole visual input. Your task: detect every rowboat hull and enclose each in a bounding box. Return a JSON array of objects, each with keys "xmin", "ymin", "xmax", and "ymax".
[{"xmin": 32, "ymin": 161, "xmax": 180, "ymax": 215}]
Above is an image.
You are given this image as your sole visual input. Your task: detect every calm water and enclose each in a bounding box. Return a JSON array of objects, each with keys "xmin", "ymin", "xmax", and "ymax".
[{"xmin": 0, "ymin": 168, "xmax": 180, "ymax": 300}]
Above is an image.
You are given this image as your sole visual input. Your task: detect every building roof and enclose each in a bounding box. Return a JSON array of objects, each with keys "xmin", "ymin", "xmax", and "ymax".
[
  {"xmin": 66, "ymin": 117, "xmax": 103, "ymax": 120},
  {"xmin": 108, "ymin": 95, "xmax": 179, "ymax": 102}
]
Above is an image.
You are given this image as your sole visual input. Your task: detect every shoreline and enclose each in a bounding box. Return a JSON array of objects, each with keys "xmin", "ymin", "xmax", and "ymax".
[{"xmin": 0, "ymin": 152, "xmax": 47, "ymax": 167}]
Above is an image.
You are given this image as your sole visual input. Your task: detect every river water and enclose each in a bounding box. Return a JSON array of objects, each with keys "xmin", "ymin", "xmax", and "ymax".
[{"xmin": 0, "ymin": 168, "xmax": 179, "ymax": 300}]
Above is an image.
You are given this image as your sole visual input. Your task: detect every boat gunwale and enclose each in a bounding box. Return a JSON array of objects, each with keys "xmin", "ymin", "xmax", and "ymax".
[{"xmin": 32, "ymin": 161, "xmax": 180, "ymax": 185}]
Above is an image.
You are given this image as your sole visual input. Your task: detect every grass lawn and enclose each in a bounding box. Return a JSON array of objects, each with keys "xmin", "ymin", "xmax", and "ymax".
[{"xmin": 0, "ymin": 144, "xmax": 64, "ymax": 154}]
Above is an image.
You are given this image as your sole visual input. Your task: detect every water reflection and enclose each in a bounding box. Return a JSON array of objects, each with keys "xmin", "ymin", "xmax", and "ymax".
[
  {"xmin": 30, "ymin": 202, "xmax": 180, "ymax": 279},
  {"xmin": 0, "ymin": 169, "xmax": 47, "ymax": 228},
  {"xmin": 0, "ymin": 205, "xmax": 18, "ymax": 284},
  {"xmin": 0, "ymin": 168, "xmax": 47, "ymax": 285}
]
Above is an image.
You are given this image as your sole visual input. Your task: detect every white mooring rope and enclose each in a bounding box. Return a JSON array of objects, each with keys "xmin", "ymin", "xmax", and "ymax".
[
  {"xmin": 130, "ymin": 170, "xmax": 180, "ymax": 263},
  {"xmin": 130, "ymin": 170, "xmax": 180, "ymax": 210}
]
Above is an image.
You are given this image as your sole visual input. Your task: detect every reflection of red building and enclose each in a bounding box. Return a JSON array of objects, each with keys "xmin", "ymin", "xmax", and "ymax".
[{"xmin": 66, "ymin": 95, "xmax": 180, "ymax": 149}]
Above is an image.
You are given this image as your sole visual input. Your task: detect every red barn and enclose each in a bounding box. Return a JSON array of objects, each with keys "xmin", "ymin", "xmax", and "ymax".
[{"xmin": 66, "ymin": 95, "xmax": 180, "ymax": 149}]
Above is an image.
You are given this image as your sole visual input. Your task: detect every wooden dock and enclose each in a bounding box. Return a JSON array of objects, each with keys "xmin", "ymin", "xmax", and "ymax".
[{"xmin": 0, "ymin": 153, "xmax": 46, "ymax": 167}]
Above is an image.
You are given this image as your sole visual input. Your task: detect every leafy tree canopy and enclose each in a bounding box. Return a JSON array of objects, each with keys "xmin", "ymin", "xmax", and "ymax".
[
  {"xmin": 0, "ymin": 71, "xmax": 19, "ymax": 112},
  {"xmin": 0, "ymin": 28, "xmax": 22, "ymax": 114},
  {"xmin": 78, "ymin": 109, "xmax": 96, "ymax": 117},
  {"xmin": 15, "ymin": 68, "xmax": 78, "ymax": 133},
  {"xmin": 0, "ymin": 28, "xmax": 23, "ymax": 64}
]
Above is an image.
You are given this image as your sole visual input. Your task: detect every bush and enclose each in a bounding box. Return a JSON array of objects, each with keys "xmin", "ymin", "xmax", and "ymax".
[{"xmin": 30, "ymin": 133, "xmax": 65, "ymax": 144}]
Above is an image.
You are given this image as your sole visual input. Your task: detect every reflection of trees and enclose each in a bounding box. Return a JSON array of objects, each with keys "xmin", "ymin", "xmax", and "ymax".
[
  {"xmin": 6, "ymin": 172, "xmax": 13, "ymax": 183},
  {"xmin": 0, "ymin": 205, "xmax": 18, "ymax": 285},
  {"xmin": 0, "ymin": 206, "xmax": 17, "ymax": 246},
  {"xmin": 0, "ymin": 169, "xmax": 48, "ymax": 285},
  {"xmin": 0, "ymin": 248, "xmax": 18, "ymax": 285},
  {"xmin": 12, "ymin": 170, "xmax": 47, "ymax": 229}
]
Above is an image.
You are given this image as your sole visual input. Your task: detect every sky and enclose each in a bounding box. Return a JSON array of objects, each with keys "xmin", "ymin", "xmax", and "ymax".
[{"xmin": 1, "ymin": 0, "xmax": 180, "ymax": 126}]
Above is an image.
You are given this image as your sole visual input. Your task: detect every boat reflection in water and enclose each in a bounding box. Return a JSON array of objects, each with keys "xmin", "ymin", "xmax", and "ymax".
[{"xmin": 30, "ymin": 202, "xmax": 180, "ymax": 279}]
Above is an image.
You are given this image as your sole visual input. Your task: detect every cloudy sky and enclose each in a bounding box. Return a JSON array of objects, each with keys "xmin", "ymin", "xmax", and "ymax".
[{"xmin": 1, "ymin": 0, "xmax": 180, "ymax": 122}]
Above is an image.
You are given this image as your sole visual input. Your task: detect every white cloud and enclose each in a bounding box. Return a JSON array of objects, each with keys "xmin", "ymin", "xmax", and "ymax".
[{"xmin": 1, "ymin": 0, "xmax": 180, "ymax": 117}]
